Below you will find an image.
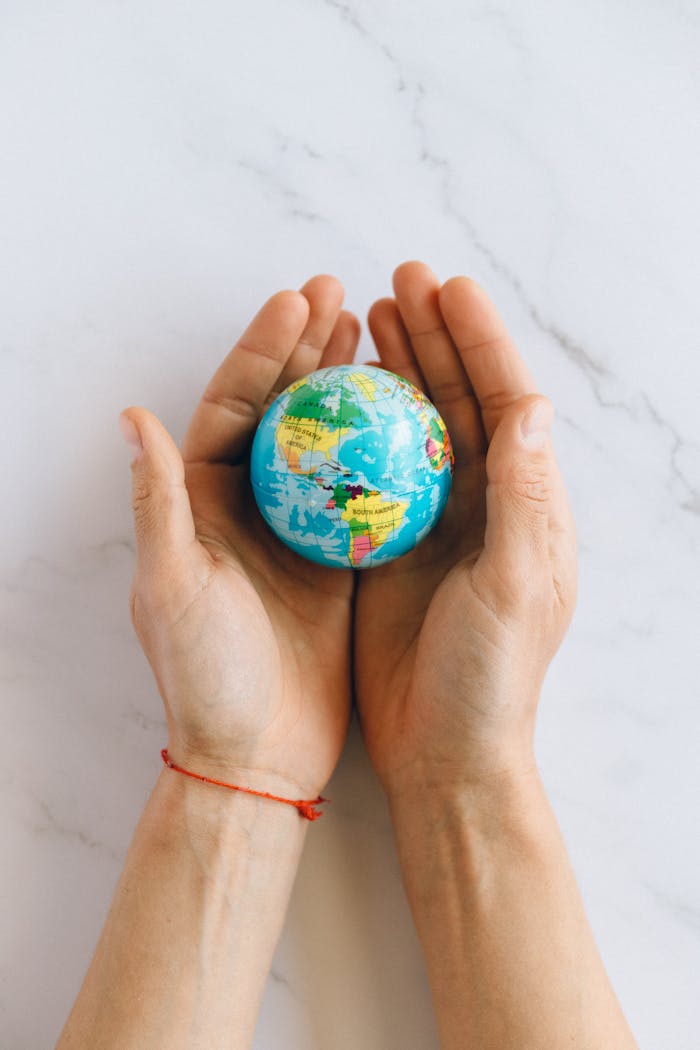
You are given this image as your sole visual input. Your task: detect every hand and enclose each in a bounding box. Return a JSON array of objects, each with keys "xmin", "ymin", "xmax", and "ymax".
[
  {"xmin": 354, "ymin": 262, "xmax": 578, "ymax": 799},
  {"xmin": 120, "ymin": 276, "xmax": 360, "ymax": 800}
]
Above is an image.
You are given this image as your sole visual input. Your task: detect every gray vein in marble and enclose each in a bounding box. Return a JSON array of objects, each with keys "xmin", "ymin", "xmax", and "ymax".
[
  {"xmin": 5, "ymin": 538, "xmax": 135, "ymax": 592},
  {"xmin": 618, "ymin": 617, "xmax": 655, "ymax": 640},
  {"xmin": 412, "ymin": 96, "xmax": 700, "ymax": 516},
  {"xmin": 123, "ymin": 703, "xmax": 166, "ymax": 732},
  {"xmin": 639, "ymin": 393, "xmax": 700, "ymax": 516},
  {"xmin": 269, "ymin": 966, "xmax": 296, "ymax": 996},
  {"xmin": 318, "ymin": 0, "xmax": 700, "ymax": 517},
  {"xmin": 274, "ymin": 129, "xmax": 324, "ymax": 163},
  {"xmin": 470, "ymin": 3, "xmax": 531, "ymax": 59},
  {"xmin": 88, "ymin": 536, "xmax": 136, "ymax": 558},
  {"xmin": 2, "ymin": 554, "xmax": 74, "ymax": 593},
  {"xmin": 27, "ymin": 792, "xmax": 123, "ymax": 865},
  {"xmin": 320, "ymin": 0, "xmax": 406, "ymax": 90},
  {"xmin": 181, "ymin": 122, "xmax": 333, "ymax": 227},
  {"xmin": 643, "ymin": 881, "xmax": 700, "ymax": 937},
  {"xmin": 231, "ymin": 126, "xmax": 361, "ymax": 247},
  {"xmin": 555, "ymin": 410, "xmax": 609, "ymax": 460},
  {"xmin": 236, "ymin": 158, "xmax": 323, "ymax": 224}
]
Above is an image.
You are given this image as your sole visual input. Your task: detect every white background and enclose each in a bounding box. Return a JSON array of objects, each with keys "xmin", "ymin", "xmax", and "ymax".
[{"xmin": 2, "ymin": 2, "xmax": 699, "ymax": 1047}]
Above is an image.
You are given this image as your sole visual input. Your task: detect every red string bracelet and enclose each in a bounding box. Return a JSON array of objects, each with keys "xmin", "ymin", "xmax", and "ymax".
[{"xmin": 160, "ymin": 748, "xmax": 329, "ymax": 821}]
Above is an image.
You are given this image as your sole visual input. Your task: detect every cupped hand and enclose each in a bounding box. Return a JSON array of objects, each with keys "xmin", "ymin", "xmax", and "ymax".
[
  {"xmin": 354, "ymin": 262, "xmax": 578, "ymax": 799},
  {"xmin": 121, "ymin": 277, "xmax": 360, "ymax": 800}
]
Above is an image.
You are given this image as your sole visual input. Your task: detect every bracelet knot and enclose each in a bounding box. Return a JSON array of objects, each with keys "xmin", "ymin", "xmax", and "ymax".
[{"xmin": 296, "ymin": 798, "xmax": 328, "ymax": 821}]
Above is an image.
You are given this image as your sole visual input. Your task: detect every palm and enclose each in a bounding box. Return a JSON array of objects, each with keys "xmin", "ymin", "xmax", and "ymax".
[
  {"xmin": 142, "ymin": 276, "xmax": 362, "ymax": 798},
  {"xmin": 179, "ymin": 458, "xmax": 354, "ymax": 792},
  {"xmin": 355, "ymin": 457, "xmax": 490, "ymax": 779},
  {"xmin": 354, "ymin": 263, "xmax": 539, "ymax": 788},
  {"xmin": 356, "ymin": 459, "xmax": 485, "ymax": 691}
]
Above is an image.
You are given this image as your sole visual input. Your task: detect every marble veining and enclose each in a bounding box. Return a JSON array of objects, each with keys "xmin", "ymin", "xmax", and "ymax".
[{"xmin": 1, "ymin": 2, "xmax": 699, "ymax": 1047}]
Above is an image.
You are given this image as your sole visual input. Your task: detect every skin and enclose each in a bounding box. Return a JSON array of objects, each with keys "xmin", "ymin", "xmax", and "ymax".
[
  {"xmin": 355, "ymin": 262, "xmax": 638, "ymax": 1049},
  {"xmin": 57, "ymin": 277, "xmax": 363, "ymax": 1049},
  {"xmin": 127, "ymin": 274, "xmax": 361, "ymax": 801},
  {"xmin": 354, "ymin": 261, "xmax": 576, "ymax": 797},
  {"xmin": 56, "ymin": 264, "xmax": 637, "ymax": 1049}
]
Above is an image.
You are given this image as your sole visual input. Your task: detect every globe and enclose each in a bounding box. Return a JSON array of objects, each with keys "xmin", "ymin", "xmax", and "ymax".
[{"xmin": 249, "ymin": 364, "xmax": 454, "ymax": 569}]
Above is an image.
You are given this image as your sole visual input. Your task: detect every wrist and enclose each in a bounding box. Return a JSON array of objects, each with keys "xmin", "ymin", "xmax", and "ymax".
[
  {"xmin": 386, "ymin": 769, "xmax": 563, "ymax": 941},
  {"xmin": 58, "ymin": 760, "xmax": 309, "ymax": 1049},
  {"xmin": 153, "ymin": 762, "xmax": 310, "ymax": 869},
  {"xmin": 387, "ymin": 764, "xmax": 549, "ymax": 858},
  {"xmin": 383, "ymin": 738, "xmax": 539, "ymax": 815},
  {"xmin": 165, "ymin": 734, "xmax": 328, "ymax": 803}
]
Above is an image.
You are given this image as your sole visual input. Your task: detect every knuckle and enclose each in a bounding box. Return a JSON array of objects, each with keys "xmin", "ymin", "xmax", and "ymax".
[
  {"xmin": 131, "ymin": 497, "xmax": 159, "ymax": 536},
  {"xmin": 131, "ymin": 472, "xmax": 154, "ymax": 513},
  {"xmin": 479, "ymin": 381, "xmax": 526, "ymax": 415},
  {"xmin": 552, "ymin": 574, "xmax": 574, "ymax": 617},
  {"xmin": 202, "ymin": 388, "xmax": 259, "ymax": 422},
  {"xmin": 131, "ymin": 476, "xmax": 178, "ymax": 529},
  {"xmin": 553, "ymin": 559, "xmax": 578, "ymax": 614},
  {"xmin": 508, "ymin": 463, "xmax": 551, "ymax": 508},
  {"xmin": 129, "ymin": 580, "xmax": 152, "ymax": 638},
  {"xmin": 129, "ymin": 582, "xmax": 138, "ymax": 627}
]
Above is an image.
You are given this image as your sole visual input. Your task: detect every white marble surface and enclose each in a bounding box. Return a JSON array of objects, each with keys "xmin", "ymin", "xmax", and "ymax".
[{"xmin": 2, "ymin": 2, "xmax": 699, "ymax": 1047}]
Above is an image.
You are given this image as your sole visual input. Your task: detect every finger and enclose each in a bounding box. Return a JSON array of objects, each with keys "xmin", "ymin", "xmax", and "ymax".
[
  {"xmin": 181, "ymin": 290, "xmax": 310, "ymax": 465},
  {"xmin": 392, "ymin": 261, "xmax": 486, "ymax": 462},
  {"xmin": 479, "ymin": 395, "xmax": 576, "ymax": 604},
  {"xmin": 119, "ymin": 408, "xmax": 209, "ymax": 584},
  {"xmin": 275, "ymin": 274, "xmax": 345, "ymax": 389},
  {"xmin": 367, "ymin": 298, "xmax": 427, "ymax": 392},
  {"xmin": 320, "ymin": 310, "xmax": 361, "ymax": 366},
  {"xmin": 438, "ymin": 277, "xmax": 537, "ymax": 441}
]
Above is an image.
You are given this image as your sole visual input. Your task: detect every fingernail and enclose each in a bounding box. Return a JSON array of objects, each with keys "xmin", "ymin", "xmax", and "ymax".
[
  {"xmin": 119, "ymin": 413, "xmax": 143, "ymax": 463},
  {"xmin": 520, "ymin": 401, "xmax": 553, "ymax": 450}
]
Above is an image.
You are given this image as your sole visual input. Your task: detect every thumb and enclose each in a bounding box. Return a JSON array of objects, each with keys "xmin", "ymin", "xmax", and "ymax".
[
  {"xmin": 480, "ymin": 395, "xmax": 555, "ymax": 589},
  {"xmin": 119, "ymin": 407, "xmax": 197, "ymax": 578}
]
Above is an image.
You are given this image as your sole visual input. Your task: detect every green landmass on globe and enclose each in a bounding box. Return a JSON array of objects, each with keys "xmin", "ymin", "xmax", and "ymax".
[{"xmin": 250, "ymin": 364, "xmax": 454, "ymax": 569}]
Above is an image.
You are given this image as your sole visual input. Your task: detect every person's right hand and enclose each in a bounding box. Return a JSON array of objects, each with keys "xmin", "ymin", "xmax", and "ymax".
[
  {"xmin": 354, "ymin": 261, "xmax": 578, "ymax": 800},
  {"xmin": 120, "ymin": 276, "xmax": 360, "ymax": 805}
]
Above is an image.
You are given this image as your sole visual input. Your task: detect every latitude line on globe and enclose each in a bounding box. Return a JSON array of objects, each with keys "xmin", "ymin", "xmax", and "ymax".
[
  {"xmin": 326, "ymin": 373, "xmax": 345, "ymax": 561},
  {"xmin": 386, "ymin": 419, "xmax": 396, "ymax": 568},
  {"xmin": 307, "ymin": 380, "xmax": 324, "ymax": 563},
  {"xmin": 280, "ymin": 394, "xmax": 296, "ymax": 548},
  {"xmin": 279, "ymin": 401, "xmax": 320, "ymax": 557},
  {"xmin": 337, "ymin": 369, "xmax": 350, "ymax": 567},
  {"xmin": 359, "ymin": 371, "xmax": 398, "ymax": 568},
  {"xmin": 357, "ymin": 369, "xmax": 379, "ymax": 569},
  {"xmin": 358, "ymin": 373, "xmax": 372, "ymax": 568}
]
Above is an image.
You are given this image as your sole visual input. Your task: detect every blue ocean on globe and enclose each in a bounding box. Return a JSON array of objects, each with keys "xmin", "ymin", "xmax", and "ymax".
[{"xmin": 249, "ymin": 364, "xmax": 454, "ymax": 569}]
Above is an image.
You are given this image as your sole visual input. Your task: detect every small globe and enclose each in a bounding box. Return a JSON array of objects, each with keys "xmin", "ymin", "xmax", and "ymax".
[{"xmin": 250, "ymin": 364, "xmax": 454, "ymax": 569}]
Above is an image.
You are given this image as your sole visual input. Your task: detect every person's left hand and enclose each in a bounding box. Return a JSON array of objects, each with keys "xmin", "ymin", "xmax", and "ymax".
[
  {"xmin": 121, "ymin": 276, "xmax": 360, "ymax": 803},
  {"xmin": 352, "ymin": 261, "xmax": 576, "ymax": 799}
]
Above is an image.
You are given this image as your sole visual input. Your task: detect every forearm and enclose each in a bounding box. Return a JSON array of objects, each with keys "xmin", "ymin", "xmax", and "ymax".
[
  {"xmin": 389, "ymin": 768, "xmax": 638, "ymax": 1050},
  {"xmin": 56, "ymin": 767, "xmax": 307, "ymax": 1049}
]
